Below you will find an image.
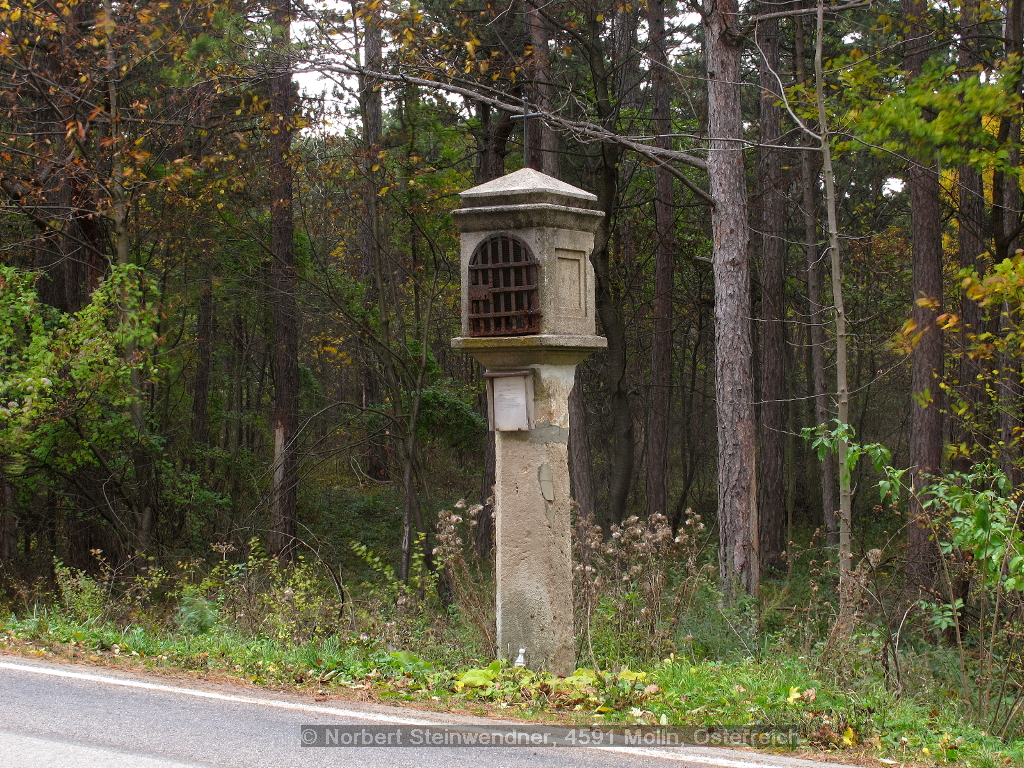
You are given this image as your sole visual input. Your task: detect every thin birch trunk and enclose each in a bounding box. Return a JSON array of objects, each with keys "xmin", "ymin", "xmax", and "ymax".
[
  {"xmin": 814, "ymin": 0, "xmax": 852, "ymax": 587},
  {"xmin": 795, "ymin": 12, "xmax": 839, "ymax": 547}
]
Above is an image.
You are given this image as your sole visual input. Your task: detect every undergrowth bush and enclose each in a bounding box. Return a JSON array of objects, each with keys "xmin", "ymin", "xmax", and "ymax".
[
  {"xmin": 1, "ymin": 485, "xmax": 1023, "ymax": 764},
  {"xmin": 53, "ymin": 559, "xmax": 107, "ymax": 623}
]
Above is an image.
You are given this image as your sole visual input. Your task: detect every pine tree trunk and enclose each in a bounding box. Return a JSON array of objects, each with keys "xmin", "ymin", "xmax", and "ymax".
[
  {"xmin": 705, "ymin": 0, "xmax": 758, "ymax": 595},
  {"xmin": 756, "ymin": 8, "xmax": 786, "ymax": 573},
  {"xmin": 528, "ymin": 6, "xmax": 559, "ymax": 176},
  {"xmin": 594, "ymin": 176, "xmax": 634, "ymax": 529},
  {"xmin": 954, "ymin": 0, "xmax": 985, "ymax": 472},
  {"xmin": 902, "ymin": 0, "xmax": 943, "ymax": 588},
  {"xmin": 474, "ymin": 2, "xmax": 517, "ymax": 183},
  {"xmin": 587, "ymin": 24, "xmax": 634, "ymax": 528},
  {"xmin": 474, "ymin": 103, "xmax": 515, "ymax": 184}
]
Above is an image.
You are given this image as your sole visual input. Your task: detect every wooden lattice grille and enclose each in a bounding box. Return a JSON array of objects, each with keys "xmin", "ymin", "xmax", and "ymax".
[{"xmin": 468, "ymin": 234, "xmax": 541, "ymax": 336}]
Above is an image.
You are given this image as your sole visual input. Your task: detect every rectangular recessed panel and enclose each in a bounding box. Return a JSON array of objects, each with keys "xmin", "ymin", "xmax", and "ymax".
[{"xmin": 556, "ymin": 249, "xmax": 585, "ymax": 316}]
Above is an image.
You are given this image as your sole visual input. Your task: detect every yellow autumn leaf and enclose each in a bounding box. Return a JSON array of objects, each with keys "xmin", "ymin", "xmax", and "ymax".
[
  {"xmin": 618, "ymin": 668, "xmax": 648, "ymax": 683},
  {"xmin": 842, "ymin": 727, "xmax": 856, "ymax": 746},
  {"xmin": 786, "ymin": 686, "xmax": 801, "ymax": 704}
]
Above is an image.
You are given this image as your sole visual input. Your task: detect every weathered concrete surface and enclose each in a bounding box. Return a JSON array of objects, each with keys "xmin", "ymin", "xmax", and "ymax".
[
  {"xmin": 451, "ymin": 335, "xmax": 606, "ymax": 369},
  {"xmin": 457, "ymin": 167, "xmax": 598, "ymax": 210},
  {"xmin": 494, "ymin": 366, "xmax": 576, "ymax": 674},
  {"xmin": 453, "ymin": 169, "xmax": 603, "ymax": 339},
  {"xmin": 450, "ymin": 168, "xmax": 605, "ymax": 675}
]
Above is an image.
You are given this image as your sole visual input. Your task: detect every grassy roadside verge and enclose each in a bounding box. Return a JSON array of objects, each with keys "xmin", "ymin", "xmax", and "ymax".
[{"xmin": 2, "ymin": 610, "xmax": 1020, "ymax": 768}]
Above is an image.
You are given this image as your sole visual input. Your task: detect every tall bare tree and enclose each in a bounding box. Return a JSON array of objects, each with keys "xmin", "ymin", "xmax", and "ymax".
[
  {"xmin": 646, "ymin": 0, "xmax": 674, "ymax": 519},
  {"xmin": 795, "ymin": 13, "xmax": 838, "ymax": 547},
  {"xmin": 756, "ymin": 6, "xmax": 786, "ymax": 572},
  {"xmin": 704, "ymin": 0, "xmax": 758, "ymax": 594},
  {"xmin": 583, "ymin": 6, "xmax": 636, "ymax": 529},
  {"xmin": 268, "ymin": 0, "xmax": 299, "ymax": 560},
  {"xmin": 902, "ymin": 0, "xmax": 943, "ymax": 588}
]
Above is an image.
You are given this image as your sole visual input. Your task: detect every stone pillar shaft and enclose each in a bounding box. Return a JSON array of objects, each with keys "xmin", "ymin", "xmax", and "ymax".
[
  {"xmin": 494, "ymin": 364, "xmax": 575, "ymax": 675},
  {"xmin": 450, "ymin": 168, "xmax": 605, "ymax": 675}
]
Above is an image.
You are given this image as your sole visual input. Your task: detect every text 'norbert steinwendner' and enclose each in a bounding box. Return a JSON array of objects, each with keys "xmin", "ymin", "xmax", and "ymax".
[{"xmin": 300, "ymin": 724, "xmax": 799, "ymax": 748}]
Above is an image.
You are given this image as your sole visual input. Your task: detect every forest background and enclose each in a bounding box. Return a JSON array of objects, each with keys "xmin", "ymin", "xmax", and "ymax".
[{"xmin": 2, "ymin": 0, "xmax": 1024, "ymax": 761}]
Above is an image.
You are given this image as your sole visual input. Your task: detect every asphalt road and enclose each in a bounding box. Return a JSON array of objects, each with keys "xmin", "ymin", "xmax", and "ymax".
[{"xmin": 0, "ymin": 657, "xmax": 860, "ymax": 768}]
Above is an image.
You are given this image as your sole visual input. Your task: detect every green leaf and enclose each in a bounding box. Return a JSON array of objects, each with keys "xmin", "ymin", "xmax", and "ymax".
[
  {"xmin": 618, "ymin": 668, "xmax": 648, "ymax": 683},
  {"xmin": 974, "ymin": 504, "xmax": 991, "ymax": 534},
  {"xmin": 878, "ymin": 480, "xmax": 891, "ymax": 503}
]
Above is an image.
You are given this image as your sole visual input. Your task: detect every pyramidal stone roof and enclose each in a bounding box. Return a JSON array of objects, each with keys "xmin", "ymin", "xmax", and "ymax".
[{"xmin": 458, "ymin": 167, "xmax": 598, "ymax": 209}]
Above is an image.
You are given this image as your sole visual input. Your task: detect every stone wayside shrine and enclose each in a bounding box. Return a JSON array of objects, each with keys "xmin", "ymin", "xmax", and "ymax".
[{"xmin": 450, "ymin": 168, "xmax": 606, "ymax": 675}]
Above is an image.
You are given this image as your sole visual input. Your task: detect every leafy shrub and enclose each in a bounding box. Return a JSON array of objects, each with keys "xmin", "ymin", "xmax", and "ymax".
[
  {"xmin": 921, "ymin": 466, "xmax": 1024, "ymax": 740},
  {"xmin": 53, "ymin": 561, "xmax": 106, "ymax": 623},
  {"xmin": 197, "ymin": 544, "xmax": 343, "ymax": 646},
  {"xmin": 176, "ymin": 587, "xmax": 218, "ymax": 634}
]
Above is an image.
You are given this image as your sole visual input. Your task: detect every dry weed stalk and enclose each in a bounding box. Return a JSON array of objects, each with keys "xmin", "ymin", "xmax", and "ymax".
[
  {"xmin": 574, "ymin": 509, "xmax": 712, "ymax": 664},
  {"xmin": 434, "ymin": 500, "xmax": 496, "ymax": 652},
  {"xmin": 824, "ymin": 548, "xmax": 882, "ymax": 654}
]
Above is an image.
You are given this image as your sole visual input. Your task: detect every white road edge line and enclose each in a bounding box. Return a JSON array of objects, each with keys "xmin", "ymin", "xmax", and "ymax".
[
  {"xmin": 0, "ymin": 660, "xmax": 814, "ymax": 768},
  {"xmin": 590, "ymin": 747, "xmax": 813, "ymax": 768},
  {"xmin": 0, "ymin": 660, "xmax": 430, "ymax": 725}
]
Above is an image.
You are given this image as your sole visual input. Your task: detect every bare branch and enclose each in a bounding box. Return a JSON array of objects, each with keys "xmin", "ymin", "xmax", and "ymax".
[
  {"xmin": 305, "ymin": 63, "xmax": 710, "ymax": 173},
  {"xmin": 746, "ymin": 0, "xmax": 871, "ymax": 29}
]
